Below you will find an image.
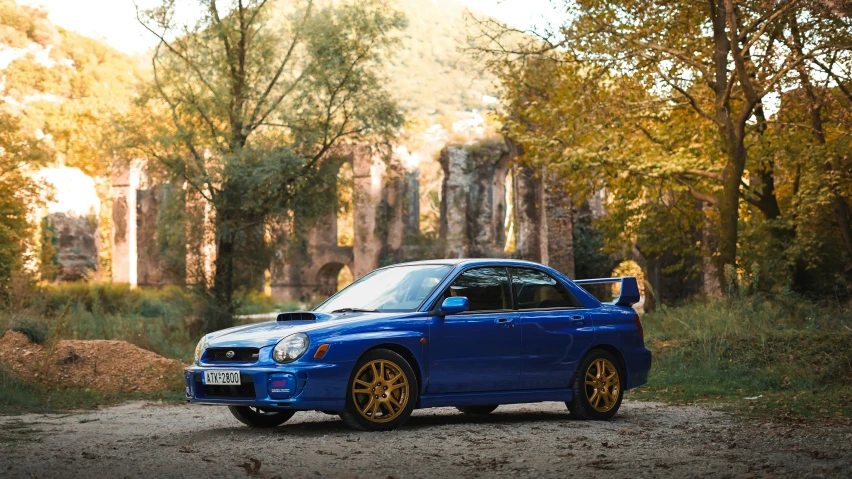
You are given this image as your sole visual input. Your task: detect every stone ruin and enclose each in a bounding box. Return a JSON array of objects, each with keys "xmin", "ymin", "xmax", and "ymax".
[
  {"xmin": 38, "ymin": 167, "xmax": 101, "ymax": 282},
  {"xmin": 109, "ymin": 138, "xmax": 586, "ymax": 302}
]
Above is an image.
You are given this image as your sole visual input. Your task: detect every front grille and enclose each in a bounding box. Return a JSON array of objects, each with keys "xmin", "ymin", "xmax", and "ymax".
[
  {"xmin": 194, "ymin": 374, "xmax": 255, "ymax": 399},
  {"xmin": 206, "ymin": 348, "xmax": 259, "ymax": 362}
]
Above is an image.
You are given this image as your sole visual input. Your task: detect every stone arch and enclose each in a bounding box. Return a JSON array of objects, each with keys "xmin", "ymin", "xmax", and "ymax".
[{"xmin": 316, "ymin": 262, "xmax": 346, "ymax": 297}]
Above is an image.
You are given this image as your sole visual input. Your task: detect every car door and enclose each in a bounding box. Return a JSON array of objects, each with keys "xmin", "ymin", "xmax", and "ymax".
[
  {"xmin": 427, "ymin": 266, "xmax": 521, "ymax": 394},
  {"xmin": 509, "ymin": 267, "xmax": 595, "ymax": 390}
]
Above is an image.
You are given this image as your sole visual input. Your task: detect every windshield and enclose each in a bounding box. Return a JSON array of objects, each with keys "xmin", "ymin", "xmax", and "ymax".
[{"xmin": 315, "ymin": 264, "xmax": 454, "ymax": 313}]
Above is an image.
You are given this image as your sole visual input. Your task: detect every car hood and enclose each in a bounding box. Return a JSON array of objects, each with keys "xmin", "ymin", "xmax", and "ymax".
[{"xmin": 205, "ymin": 311, "xmax": 423, "ymax": 348}]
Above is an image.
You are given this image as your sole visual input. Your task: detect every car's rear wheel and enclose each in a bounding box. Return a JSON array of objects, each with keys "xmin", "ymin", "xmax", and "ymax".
[
  {"xmin": 340, "ymin": 349, "xmax": 418, "ymax": 431},
  {"xmin": 566, "ymin": 349, "xmax": 624, "ymax": 420},
  {"xmin": 228, "ymin": 406, "xmax": 296, "ymax": 428},
  {"xmin": 456, "ymin": 405, "xmax": 499, "ymax": 415}
]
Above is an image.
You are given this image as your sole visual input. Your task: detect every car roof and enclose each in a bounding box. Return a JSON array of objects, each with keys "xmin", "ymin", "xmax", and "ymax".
[{"xmin": 388, "ymin": 258, "xmax": 549, "ymax": 268}]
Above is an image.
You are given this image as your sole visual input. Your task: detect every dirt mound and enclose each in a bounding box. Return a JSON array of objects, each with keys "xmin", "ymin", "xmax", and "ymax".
[{"xmin": 0, "ymin": 330, "xmax": 186, "ymax": 393}]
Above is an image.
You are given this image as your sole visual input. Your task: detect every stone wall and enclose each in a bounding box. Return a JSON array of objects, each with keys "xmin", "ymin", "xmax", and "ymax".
[
  {"xmin": 439, "ymin": 139, "xmax": 512, "ymax": 259},
  {"xmin": 50, "ymin": 212, "xmax": 98, "ymax": 281},
  {"xmin": 112, "ymin": 138, "xmax": 582, "ymax": 300}
]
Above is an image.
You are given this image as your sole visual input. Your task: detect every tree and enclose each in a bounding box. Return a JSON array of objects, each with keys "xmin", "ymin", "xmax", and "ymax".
[
  {"xmin": 0, "ymin": 109, "xmax": 47, "ymax": 297},
  {"xmin": 470, "ymin": 0, "xmax": 852, "ymax": 291},
  {"xmin": 132, "ymin": 0, "xmax": 405, "ymax": 331}
]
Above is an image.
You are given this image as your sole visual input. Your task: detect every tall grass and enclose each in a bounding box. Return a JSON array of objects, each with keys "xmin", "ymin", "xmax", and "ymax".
[
  {"xmin": 1, "ymin": 283, "xmax": 202, "ymax": 361},
  {"xmin": 635, "ymin": 294, "xmax": 852, "ymax": 419},
  {"xmin": 1, "ymin": 282, "xmax": 310, "ymax": 361}
]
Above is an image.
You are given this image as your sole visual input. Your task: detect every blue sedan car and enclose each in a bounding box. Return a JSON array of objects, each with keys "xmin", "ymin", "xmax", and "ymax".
[{"xmin": 185, "ymin": 259, "xmax": 651, "ymax": 431}]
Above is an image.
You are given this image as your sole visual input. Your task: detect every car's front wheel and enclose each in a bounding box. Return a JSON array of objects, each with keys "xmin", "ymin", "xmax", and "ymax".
[
  {"xmin": 340, "ymin": 349, "xmax": 418, "ymax": 431},
  {"xmin": 228, "ymin": 406, "xmax": 296, "ymax": 428},
  {"xmin": 566, "ymin": 349, "xmax": 624, "ymax": 420}
]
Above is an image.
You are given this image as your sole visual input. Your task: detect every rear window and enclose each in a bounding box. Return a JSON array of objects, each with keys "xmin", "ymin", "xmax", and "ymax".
[{"xmin": 508, "ymin": 268, "xmax": 582, "ymax": 309}]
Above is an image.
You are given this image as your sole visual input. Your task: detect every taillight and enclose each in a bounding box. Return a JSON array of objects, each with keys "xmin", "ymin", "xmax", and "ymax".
[{"xmin": 634, "ymin": 314, "xmax": 644, "ymax": 343}]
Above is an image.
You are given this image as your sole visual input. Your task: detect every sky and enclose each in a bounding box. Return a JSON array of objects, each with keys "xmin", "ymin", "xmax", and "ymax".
[{"xmin": 18, "ymin": 0, "xmax": 564, "ymax": 55}]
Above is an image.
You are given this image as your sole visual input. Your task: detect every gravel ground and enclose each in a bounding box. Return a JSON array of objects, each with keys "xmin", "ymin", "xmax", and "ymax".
[{"xmin": 1, "ymin": 400, "xmax": 850, "ymax": 478}]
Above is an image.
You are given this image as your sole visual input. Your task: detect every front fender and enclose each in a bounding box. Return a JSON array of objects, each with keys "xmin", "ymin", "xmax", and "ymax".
[{"xmin": 311, "ymin": 330, "xmax": 427, "ymax": 391}]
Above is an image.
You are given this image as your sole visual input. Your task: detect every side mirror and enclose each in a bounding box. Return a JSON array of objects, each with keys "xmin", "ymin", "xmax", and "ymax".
[{"xmin": 438, "ymin": 296, "xmax": 469, "ymax": 315}]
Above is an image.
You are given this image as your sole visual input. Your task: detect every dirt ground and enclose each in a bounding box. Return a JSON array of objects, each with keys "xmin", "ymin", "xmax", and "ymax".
[
  {"xmin": 1, "ymin": 400, "xmax": 850, "ymax": 478},
  {"xmin": 0, "ymin": 331, "xmax": 184, "ymax": 393}
]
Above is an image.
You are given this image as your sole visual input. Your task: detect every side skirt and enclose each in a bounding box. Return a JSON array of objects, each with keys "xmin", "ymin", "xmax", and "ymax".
[{"xmin": 418, "ymin": 389, "xmax": 573, "ymax": 409}]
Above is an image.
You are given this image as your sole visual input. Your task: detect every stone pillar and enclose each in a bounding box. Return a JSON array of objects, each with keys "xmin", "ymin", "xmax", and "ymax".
[
  {"xmin": 513, "ymin": 162, "xmax": 543, "ymax": 263},
  {"xmin": 385, "ymin": 173, "xmax": 405, "ymax": 251},
  {"xmin": 543, "ymin": 175, "xmax": 575, "ymax": 278},
  {"xmin": 352, "ymin": 147, "xmax": 385, "ymax": 278},
  {"xmin": 439, "ymin": 146, "xmax": 470, "ymax": 259},
  {"xmin": 403, "ymin": 170, "xmax": 420, "ymax": 238},
  {"xmin": 111, "ymin": 161, "xmax": 139, "ymax": 286},
  {"xmin": 136, "ymin": 185, "xmax": 162, "ymax": 286},
  {"xmin": 490, "ymin": 157, "xmax": 511, "ymax": 251}
]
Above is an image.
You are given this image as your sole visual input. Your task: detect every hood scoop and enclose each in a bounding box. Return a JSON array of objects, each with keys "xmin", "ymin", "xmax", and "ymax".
[{"xmin": 276, "ymin": 311, "xmax": 318, "ymax": 322}]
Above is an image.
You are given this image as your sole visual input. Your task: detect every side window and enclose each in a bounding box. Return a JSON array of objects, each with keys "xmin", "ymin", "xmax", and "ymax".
[
  {"xmin": 509, "ymin": 268, "xmax": 582, "ymax": 309},
  {"xmin": 441, "ymin": 267, "xmax": 511, "ymax": 312}
]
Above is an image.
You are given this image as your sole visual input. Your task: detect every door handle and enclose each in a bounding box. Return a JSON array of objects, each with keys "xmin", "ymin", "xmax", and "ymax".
[
  {"xmin": 496, "ymin": 317, "xmax": 514, "ymax": 328},
  {"xmin": 570, "ymin": 314, "xmax": 585, "ymax": 326}
]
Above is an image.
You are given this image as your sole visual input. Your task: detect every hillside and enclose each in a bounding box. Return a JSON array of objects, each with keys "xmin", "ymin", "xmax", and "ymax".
[
  {"xmin": 386, "ymin": 0, "xmax": 497, "ymax": 116},
  {"xmin": 0, "ymin": 0, "xmax": 141, "ymax": 177}
]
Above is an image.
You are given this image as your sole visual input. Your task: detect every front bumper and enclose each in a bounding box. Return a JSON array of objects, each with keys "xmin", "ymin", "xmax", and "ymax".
[{"xmin": 185, "ymin": 360, "xmax": 353, "ymax": 410}]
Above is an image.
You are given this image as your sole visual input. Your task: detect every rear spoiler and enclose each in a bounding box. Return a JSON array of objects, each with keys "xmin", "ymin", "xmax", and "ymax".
[{"xmin": 574, "ymin": 276, "xmax": 641, "ymax": 307}]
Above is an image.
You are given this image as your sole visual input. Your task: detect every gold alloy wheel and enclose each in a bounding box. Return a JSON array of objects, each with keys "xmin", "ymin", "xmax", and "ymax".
[
  {"xmin": 351, "ymin": 359, "xmax": 409, "ymax": 423},
  {"xmin": 584, "ymin": 358, "xmax": 620, "ymax": 412}
]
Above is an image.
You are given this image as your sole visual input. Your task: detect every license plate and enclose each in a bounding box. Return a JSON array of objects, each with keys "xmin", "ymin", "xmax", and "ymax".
[{"xmin": 203, "ymin": 370, "xmax": 241, "ymax": 385}]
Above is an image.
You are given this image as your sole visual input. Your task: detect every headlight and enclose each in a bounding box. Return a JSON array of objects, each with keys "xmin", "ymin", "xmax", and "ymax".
[
  {"xmin": 194, "ymin": 335, "xmax": 209, "ymax": 364},
  {"xmin": 273, "ymin": 333, "xmax": 309, "ymax": 363}
]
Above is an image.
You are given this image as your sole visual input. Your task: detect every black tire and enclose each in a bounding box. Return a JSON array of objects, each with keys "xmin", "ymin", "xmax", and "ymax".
[
  {"xmin": 340, "ymin": 348, "xmax": 418, "ymax": 431},
  {"xmin": 566, "ymin": 349, "xmax": 624, "ymax": 420},
  {"xmin": 228, "ymin": 406, "xmax": 296, "ymax": 428},
  {"xmin": 456, "ymin": 405, "xmax": 499, "ymax": 415}
]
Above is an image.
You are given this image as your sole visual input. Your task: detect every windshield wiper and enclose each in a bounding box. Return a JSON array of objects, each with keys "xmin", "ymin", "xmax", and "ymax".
[{"xmin": 331, "ymin": 307, "xmax": 380, "ymax": 313}]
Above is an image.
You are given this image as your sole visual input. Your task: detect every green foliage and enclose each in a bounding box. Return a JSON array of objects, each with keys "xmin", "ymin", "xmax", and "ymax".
[
  {"xmin": 0, "ymin": 0, "xmax": 140, "ymax": 177},
  {"xmin": 572, "ymin": 215, "xmax": 618, "ymax": 281},
  {"xmin": 11, "ymin": 320, "xmax": 47, "ymax": 344},
  {"xmin": 0, "ymin": 110, "xmax": 46, "ymax": 295},
  {"xmin": 124, "ymin": 0, "xmax": 406, "ymax": 331},
  {"xmin": 1, "ymin": 283, "xmax": 202, "ymax": 360},
  {"xmin": 1, "ymin": 281, "xmax": 302, "ymax": 361},
  {"xmin": 631, "ymin": 295, "xmax": 852, "ymax": 421},
  {"xmin": 472, "ymin": 1, "xmax": 852, "ymax": 300}
]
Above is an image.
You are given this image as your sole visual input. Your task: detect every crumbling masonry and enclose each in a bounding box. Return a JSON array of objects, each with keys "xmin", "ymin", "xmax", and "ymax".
[{"xmin": 111, "ymin": 138, "xmax": 581, "ymax": 302}]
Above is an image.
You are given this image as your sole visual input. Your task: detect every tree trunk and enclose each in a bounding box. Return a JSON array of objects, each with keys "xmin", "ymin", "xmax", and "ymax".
[
  {"xmin": 717, "ymin": 145, "xmax": 745, "ymax": 288},
  {"xmin": 644, "ymin": 256, "xmax": 660, "ymax": 313},
  {"xmin": 701, "ymin": 202, "xmax": 722, "ymax": 297},
  {"xmin": 211, "ymin": 221, "xmax": 236, "ymax": 332}
]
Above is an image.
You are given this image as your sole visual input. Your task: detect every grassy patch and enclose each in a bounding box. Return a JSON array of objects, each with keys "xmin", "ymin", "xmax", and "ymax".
[
  {"xmin": 0, "ymin": 365, "xmax": 184, "ymax": 415},
  {"xmin": 628, "ymin": 295, "xmax": 852, "ymax": 424},
  {"xmin": 1, "ymin": 282, "xmax": 311, "ymax": 362}
]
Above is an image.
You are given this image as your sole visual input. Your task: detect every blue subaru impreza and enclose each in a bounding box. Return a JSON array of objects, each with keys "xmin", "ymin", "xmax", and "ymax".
[{"xmin": 185, "ymin": 259, "xmax": 651, "ymax": 431}]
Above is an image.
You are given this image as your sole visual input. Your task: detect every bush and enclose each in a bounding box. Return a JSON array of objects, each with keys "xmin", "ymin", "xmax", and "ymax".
[
  {"xmin": 11, "ymin": 321, "xmax": 47, "ymax": 344},
  {"xmin": 1, "ymin": 282, "xmax": 204, "ymax": 361}
]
